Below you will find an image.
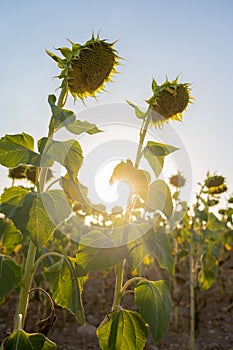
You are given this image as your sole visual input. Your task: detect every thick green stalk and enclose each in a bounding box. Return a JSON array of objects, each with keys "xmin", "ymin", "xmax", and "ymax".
[
  {"xmin": 111, "ymin": 110, "xmax": 151, "ymax": 310},
  {"xmin": 13, "ymin": 85, "xmax": 68, "ymax": 330},
  {"xmin": 112, "ymin": 260, "xmax": 125, "ymax": 310},
  {"xmin": 14, "ymin": 241, "xmax": 37, "ymax": 329}
]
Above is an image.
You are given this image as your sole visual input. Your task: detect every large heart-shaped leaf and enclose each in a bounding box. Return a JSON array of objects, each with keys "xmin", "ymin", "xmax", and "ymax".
[
  {"xmin": 1, "ymin": 330, "xmax": 56, "ymax": 350},
  {"xmin": 39, "ymin": 138, "xmax": 83, "ymax": 179},
  {"xmin": 43, "ymin": 257, "xmax": 85, "ymax": 325},
  {"xmin": 97, "ymin": 309, "xmax": 147, "ymax": 350},
  {"xmin": 75, "ymin": 230, "xmax": 126, "ymax": 276},
  {"xmin": 135, "ymin": 280, "xmax": 171, "ymax": 344},
  {"xmin": 145, "ymin": 180, "xmax": 173, "ymax": 218},
  {"xmin": 0, "ymin": 255, "xmax": 22, "ymax": 299},
  {"xmin": 1, "ymin": 187, "xmax": 71, "ymax": 249},
  {"xmin": 0, "ymin": 133, "xmax": 40, "ymax": 168}
]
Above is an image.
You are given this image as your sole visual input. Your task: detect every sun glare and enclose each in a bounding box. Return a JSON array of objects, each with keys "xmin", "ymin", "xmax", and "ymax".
[{"xmin": 95, "ymin": 159, "xmax": 131, "ymax": 209}]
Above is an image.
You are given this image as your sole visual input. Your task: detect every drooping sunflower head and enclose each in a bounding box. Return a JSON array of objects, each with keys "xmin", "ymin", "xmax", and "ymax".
[
  {"xmin": 46, "ymin": 33, "xmax": 120, "ymax": 101},
  {"xmin": 147, "ymin": 77, "xmax": 193, "ymax": 127},
  {"xmin": 204, "ymin": 174, "xmax": 227, "ymax": 195},
  {"xmin": 169, "ymin": 172, "xmax": 186, "ymax": 188}
]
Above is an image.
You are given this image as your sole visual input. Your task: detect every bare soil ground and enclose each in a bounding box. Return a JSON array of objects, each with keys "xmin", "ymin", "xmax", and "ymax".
[{"xmin": 1, "ymin": 251, "xmax": 233, "ymax": 350}]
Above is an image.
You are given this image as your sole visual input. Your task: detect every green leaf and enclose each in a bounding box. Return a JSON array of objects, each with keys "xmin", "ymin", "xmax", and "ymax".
[
  {"xmin": 0, "ymin": 218, "xmax": 22, "ymax": 254},
  {"xmin": 144, "ymin": 150, "xmax": 164, "ymax": 178},
  {"xmin": 135, "ymin": 280, "xmax": 171, "ymax": 344},
  {"xmin": 48, "ymin": 95, "xmax": 76, "ymax": 131},
  {"xmin": 207, "ymin": 213, "xmax": 229, "ymax": 233},
  {"xmin": 145, "ymin": 180, "xmax": 173, "ymax": 218},
  {"xmin": 60, "ymin": 176, "xmax": 89, "ymax": 207},
  {"xmin": 149, "ymin": 229, "xmax": 174, "ymax": 276},
  {"xmin": 127, "ymin": 226, "xmax": 174, "ymax": 276},
  {"xmin": 75, "ymin": 230, "xmax": 126, "ymax": 276},
  {"xmin": 39, "ymin": 138, "xmax": 83, "ymax": 179},
  {"xmin": 43, "ymin": 257, "xmax": 85, "ymax": 325},
  {"xmin": 145, "ymin": 141, "xmax": 179, "ymax": 156},
  {"xmin": 126, "ymin": 100, "xmax": 145, "ymax": 119},
  {"xmin": 198, "ymin": 252, "xmax": 218, "ymax": 291},
  {"xmin": 66, "ymin": 119, "xmax": 103, "ymax": 135},
  {"xmin": 1, "ymin": 187, "xmax": 71, "ymax": 249},
  {"xmin": 0, "ymin": 255, "xmax": 23, "ymax": 299},
  {"xmin": 1, "ymin": 329, "xmax": 56, "ymax": 350},
  {"xmin": 143, "ymin": 142, "xmax": 179, "ymax": 178},
  {"xmin": 0, "ymin": 186, "xmax": 30, "ymax": 232},
  {"xmin": 0, "ymin": 133, "xmax": 40, "ymax": 168},
  {"xmin": 27, "ymin": 190, "xmax": 71, "ymax": 249},
  {"xmin": 97, "ymin": 309, "xmax": 147, "ymax": 350}
]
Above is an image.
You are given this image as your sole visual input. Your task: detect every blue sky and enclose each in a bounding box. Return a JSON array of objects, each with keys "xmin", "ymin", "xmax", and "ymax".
[{"xmin": 0, "ymin": 0, "xmax": 233, "ymax": 204}]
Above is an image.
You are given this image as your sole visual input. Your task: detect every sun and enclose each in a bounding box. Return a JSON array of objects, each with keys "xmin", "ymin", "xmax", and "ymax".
[{"xmin": 94, "ymin": 159, "xmax": 131, "ymax": 210}]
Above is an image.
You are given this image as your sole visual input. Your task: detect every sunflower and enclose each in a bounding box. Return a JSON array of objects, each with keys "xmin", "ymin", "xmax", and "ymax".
[
  {"xmin": 46, "ymin": 33, "xmax": 120, "ymax": 101},
  {"xmin": 169, "ymin": 172, "xmax": 186, "ymax": 188},
  {"xmin": 205, "ymin": 175, "xmax": 227, "ymax": 195},
  {"xmin": 147, "ymin": 77, "xmax": 192, "ymax": 127}
]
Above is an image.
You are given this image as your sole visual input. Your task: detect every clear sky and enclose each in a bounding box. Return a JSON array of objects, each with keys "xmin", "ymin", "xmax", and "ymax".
[{"xmin": 0, "ymin": 0, "xmax": 233, "ymax": 205}]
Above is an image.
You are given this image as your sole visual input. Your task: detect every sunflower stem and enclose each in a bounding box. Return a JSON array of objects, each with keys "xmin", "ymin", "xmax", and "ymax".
[
  {"xmin": 14, "ymin": 85, "xmax": 68, "ymax": 331},
  {"xmin": 111, "ymin": 109, "xmax": 151, "ymax": 311},
  {"xmin": 135, "ymin": 110, "xmax": 151, "ymax": 168}
]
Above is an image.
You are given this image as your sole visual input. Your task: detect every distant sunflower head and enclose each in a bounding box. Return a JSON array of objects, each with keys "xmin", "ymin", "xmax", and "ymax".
[
  {"xmin": 169, "ymin": 173, "xmax": 186, "ymax": 188},
  {"xmin": 204, "ymin": 174, "xmax": 227, "ymax": 195},
  {"xmin": 147, "ymin": 77, "xmax": 192, "ymax": 127},
  {"xmin": 46, "ymin": 33, "xmax": 120, "ymax": 101}
]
